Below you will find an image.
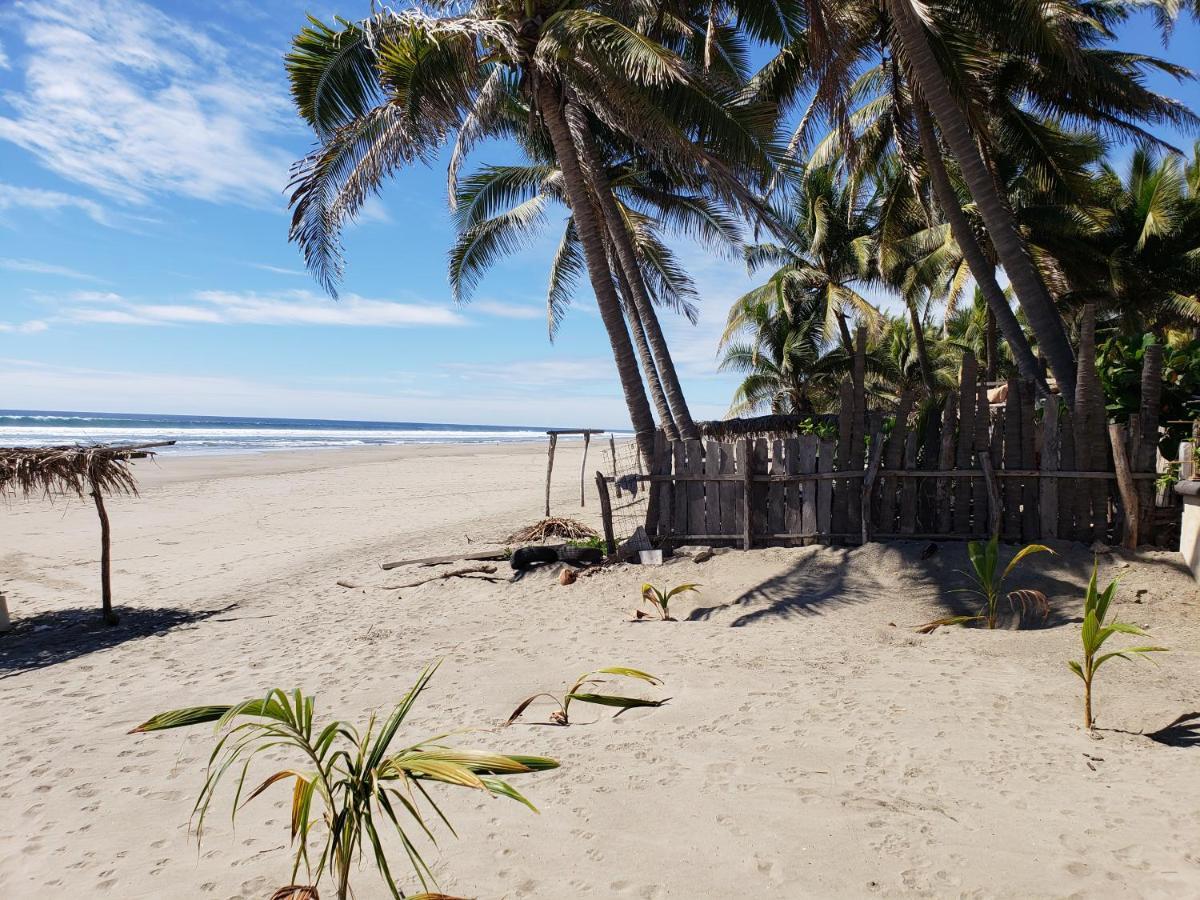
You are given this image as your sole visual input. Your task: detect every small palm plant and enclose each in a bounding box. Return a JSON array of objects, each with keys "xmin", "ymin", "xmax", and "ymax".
[
  {"xmin": 1070, "ymin": 562, "xmax": 1167, "ymax": 731},
  {"xmin": 506, "ymin": 668, "xmax": 667, "ymax": 726},
  {"xmin": 920, "ymin": 534, "xmax": 1053, "ymax": 631},
  {"xmin": 637, "ymin": 583, "xmax": 701, "ymax": 621},
  {"xmin": 131, "ymin": 662, "xmax": 557, "ymax": 900}
]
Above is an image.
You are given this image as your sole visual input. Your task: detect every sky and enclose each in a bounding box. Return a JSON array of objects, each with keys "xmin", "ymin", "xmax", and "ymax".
[{"xmin": 1, "ymin": 1, "xmax": 1198, "ymax": 428}]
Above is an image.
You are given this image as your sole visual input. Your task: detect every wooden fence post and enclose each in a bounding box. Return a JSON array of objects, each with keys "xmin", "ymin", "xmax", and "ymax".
[
  {"xmin": 861, "ymin": 429, "xmax": 884, "ymax": 545},
  {"xmin": 595, "ymin": 471, "xmax": 617, "ymax": 557},
  {"xmin": 544, "ymin": 432, "xmax": 558, "ymax": 518},
  {"xmin": 738, "ymin": 439, "xmax": 753, "ymax": 550},
  {"xmin": 978, "ymin": 452, "xmax": 1001, "ymax": 539},
  {"xmin": 1108, "ymin": 424, "xmax": 1139, "ymax": 550}
]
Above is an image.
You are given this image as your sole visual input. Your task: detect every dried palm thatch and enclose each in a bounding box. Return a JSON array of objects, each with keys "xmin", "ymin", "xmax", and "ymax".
[
  {"xmin": 0, "ymin": 444, "xmax": 142, "ymax": 501},
  {"xmin": 1, "ymin": 441, "xmax": 172, "ymax": 626},
  {"xmin": 695, "ymin": 414, "xmax": 838, "ymax": 441},
  {"xmin": 506, "ymin": 517, "xmax": 599, "ymax": 544}
]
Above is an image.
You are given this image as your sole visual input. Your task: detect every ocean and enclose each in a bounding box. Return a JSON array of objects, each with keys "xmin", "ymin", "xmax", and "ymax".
[{"xmin": 0, "ymin": 410, "xmax": 603, "ymax": 455}]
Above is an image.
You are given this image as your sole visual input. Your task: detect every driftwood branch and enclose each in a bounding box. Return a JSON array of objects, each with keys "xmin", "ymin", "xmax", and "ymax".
[
  {"xmin": 380, "ymin": 550, "xmax": 507, "ymax": 570},
  {"xmin": 392, "ymin": 565, "xmax": 501, "ymax": 589}
]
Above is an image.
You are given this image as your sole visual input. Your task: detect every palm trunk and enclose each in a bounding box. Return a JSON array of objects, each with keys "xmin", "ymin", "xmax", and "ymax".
[
  {"xmin": 614, "ymin": 256, "xmax": 680, "ymax": 440},
  {"xmin": 906, "ymin": 298, "xmax": 937, "ymax": 394},
  {"xmin": 985, "ymin": 306, "xmax": 998, "ymax": 381},
  {"xmin": 890, "ymin": 0, "xmax": 1075, "ymax": 402},
  {"xmin": 911, "ymin": 98, "xmax": 1048, "ymax": 397},
  {"xmin": 568, "ymin": 104, "xmax": 699, "ymax": 439},
  {"xmin": 836, "ymin": 311, "xmax": 854, "ymax": 351},
  {"xmin": 536, "ymin": 78, "xmax": 658, "ymax": 462}
]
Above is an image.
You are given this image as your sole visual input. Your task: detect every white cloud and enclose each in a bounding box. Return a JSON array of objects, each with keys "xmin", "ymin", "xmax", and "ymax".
[
  {"xmin": 473, "ymin": 300, "xmax": 544, "ymax": 320},
  {"xmin": 48, "ymin": 288, "xmax": 468, "ymax": 329},
  {"xmin": 0, "ymin": 257, "xmax": 101, "ymax": 281},
  {"xmin": 248, "ymin": 263, "xmax": 306, "ymax": 277},
  {"xmin": 0, "ymin": 38, "xmax": 8, "ymax": 69},
  {"xmin": 0, "ymin": 181, "xmax": 110, "ymax": 225},
  {"xmin": 0, "ymin": 320, "xmax": 48, "ymax": 334},
  {"xmin": 0, "ymin": 0, "xmax": 295, "ymax": 207}
]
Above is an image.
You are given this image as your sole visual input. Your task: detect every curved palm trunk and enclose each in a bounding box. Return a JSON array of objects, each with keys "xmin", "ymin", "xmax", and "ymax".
[
  {"xmin": 536, "ymin": 78, "xmax": 658, "ymax": 462},
  {"xmin": 911, "ymin": 99, "xmax": 1049, "ymax": 398},
  {"xmin": 889, "ymin": 0, "xmax": 1075, "ymax": 403},
  {"xmin": 568, "ymin": 104, "xmax": 699, "ymax": 439},
  {"xmin": 906, "ymin": 298, "xmax": 938, "ymax": 394},
  {"xmin": 985, "ymin": 307, "xmax": 998, "ymax": 381},
  {"xmin": 614, "ymin": 257, "xmax": 680, "ymax": 440}
]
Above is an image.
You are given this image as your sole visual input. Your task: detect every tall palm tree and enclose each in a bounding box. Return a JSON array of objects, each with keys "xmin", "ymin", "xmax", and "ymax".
[{"xmin": 284, "ymin": 5, "xmax": 783, "ymax": 459}]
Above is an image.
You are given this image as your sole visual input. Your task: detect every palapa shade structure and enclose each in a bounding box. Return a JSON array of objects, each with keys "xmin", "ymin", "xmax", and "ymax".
[{"xmin": 1, "ymin": 441, "xmax": 173, "ymax": 625}]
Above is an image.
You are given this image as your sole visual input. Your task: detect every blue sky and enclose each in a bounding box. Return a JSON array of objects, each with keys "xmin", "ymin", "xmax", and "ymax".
[{"xmin": 1, "ymin": 2, "xmax": 1197, "ymax": 428}]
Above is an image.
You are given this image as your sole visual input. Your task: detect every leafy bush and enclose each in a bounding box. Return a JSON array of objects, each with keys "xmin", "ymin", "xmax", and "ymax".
[
  {"xmin": 637, "ymin": 583, "xmax": 700, "ymax": 621},
  {"xmin": 1098, "ymin": 333, "xmax": 1200, "ymax": 459},
  {"xmin": 132, "ymin": 662, "xmax": 557, "ymax": 900},
  {"xmin": 1069, "ymin": 562, "xmax": 1167, "ymax": 731},
  {"xmin": 506, "ymin": 667, "xmax": 667, "ymax": 726}
]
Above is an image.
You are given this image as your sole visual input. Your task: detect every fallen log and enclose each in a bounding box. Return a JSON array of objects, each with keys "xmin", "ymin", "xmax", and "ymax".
[{"xmin": 380, "ymin": 549, "xmax": 507, "ymax": 571}]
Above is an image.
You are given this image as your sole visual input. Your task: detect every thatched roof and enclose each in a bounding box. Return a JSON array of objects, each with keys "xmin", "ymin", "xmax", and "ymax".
[
  {"xmin": 695, "ymin": 415, "xmax": 839, "ymax": 441},
  {"xmin": 0, "ymin": 442, "xmax": 171, "ymax": 500}
]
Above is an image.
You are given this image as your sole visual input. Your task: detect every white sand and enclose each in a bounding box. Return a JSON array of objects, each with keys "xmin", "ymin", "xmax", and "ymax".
[{"xmin": 2, "ymin": 443, "xmax": 1199, "ymax": 899}]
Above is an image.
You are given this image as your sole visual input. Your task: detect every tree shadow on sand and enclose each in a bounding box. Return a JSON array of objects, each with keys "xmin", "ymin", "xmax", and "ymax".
[
  {"xmin": 0, "ymin": 603, "xmax": 236, "ymax": 679},
  {"xmin": 686, "ymin": 548, "xmax": 872, "ymax": 626}
]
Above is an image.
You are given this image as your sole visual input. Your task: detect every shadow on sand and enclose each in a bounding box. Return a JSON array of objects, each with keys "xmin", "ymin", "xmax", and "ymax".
[
  {"xmin": 0, "ymin": 603, "xmax": 235, "ymax": 678},
  {"xmin": 1145, "ymin": 712, "xmax": 1200, "ymax": 748},
  {"xmin": 686, "ymin": 548, "xmax": 870, "ymax": 626}
]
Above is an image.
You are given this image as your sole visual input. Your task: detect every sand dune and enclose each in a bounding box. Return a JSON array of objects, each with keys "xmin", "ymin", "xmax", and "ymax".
[{"xmin": 2, "ymin": 444, "xmax": 1198, "ymax": 898}]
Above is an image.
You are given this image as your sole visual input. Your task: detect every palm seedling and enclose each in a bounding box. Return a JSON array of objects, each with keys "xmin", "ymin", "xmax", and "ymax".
[
  {"xmin": 131, "ymin": 662, "xmax": 557, "ymax": 900},
  {"xmin": 1070, "ymin": 562, "xmax": 1167, "ymax": 731},
  {"xmin": 506, "ymin": 668, "xmax": 667, "ymax": 726},
  {"xmin": 636, "ymin": 583, "xmax": 700, "ymax": 621},
  {"xmin": 920, "ymin": 534, "xmax": 1053, "ymax": 631}
]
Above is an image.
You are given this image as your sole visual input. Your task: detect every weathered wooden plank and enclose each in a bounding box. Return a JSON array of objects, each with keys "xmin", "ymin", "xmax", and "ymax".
[
  {"xmin": 647, "ymin": 430, "xmax": 668, "ymax": 537},
  {"xmin": 862, "ymin": 428, "xmax": 885, "ymax": 544},
  {"xmin": 784, "ymin": 437, "xmax": 802, "ymax": 537},
  {"xmin": 832, "ymin": 378, "xmax": 855, "ymax": 536},
  {"xmin": 1040, "ymin": 399, "xmax": 1060, "ymax": 540},
  {"xmin": 1002, "ymin": 377, "xmax": 1023, "ymax": 541},
  {"xmin": 751, "ymin": 438, "xmax": 770, "ymax": 542},
  {"xmin": 936, "ymin": 393, "xmax": 958, "ymax": 534},
  {"xmin": 1058, "ymin": 406, "xmax": 1077, "ymax": 539},
  {"xmin": 769, "ymin": 439, "xmax": 786, "ymax": 537},
  {"xmin": 847, "ymin": 326, "xmax": 867, "ymax": 537},
  {"xmin": 672, "ymin": 441, "xmax": 688, "ymax": 538},
  {"xmin": 1019, "ymin": 380, "xmax": 1039, "ymax": 540},
  {"xmin": 978, "ymin": 451, "xmax": 1002, "ymax": 539},
  {"xmin": 736, "ymin": 439, "xmax": 751, "ymax": 549},
  {"xmin": 685, "ymin": 439, "xmax": 705, "ymax": 538},
  {"xmin": 917, "ymin": 409, "xmax": 941, "ymax": 534},
  {"xmin": 595, "ymin": 471, "xmax": 616, "ymax": 556},
  {"xmin": 1109, "ymin": 423, "xmax": 1139, "ymax": 549},
  {"xmin": 718, "ymin": 442, "xmax": 737, "ymax": 536},
  {"xmin": 704, "ymin": 439, "xmax": 722, "ymax": 538},
  {"xmin": 798, "ymin": 435, "xmax": 818, "ymax": 535},
  {"xmin": 879, "ymin": 390, "xmax": 914, "ymax": 535},
  {"xmin": 954, "ymin": 353, "xmax": 978, "ymax": 534},
  {"xmin": 817, "ymin": 437, "xmax": 835, "ymax": 537},
  {"xmin": 899, "ymin": 431, "xmax": 919, "ymax": 535}
]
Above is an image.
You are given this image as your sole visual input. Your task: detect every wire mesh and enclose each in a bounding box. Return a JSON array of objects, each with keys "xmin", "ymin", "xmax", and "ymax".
[{"xmin": 600, "ymin": 437, "xmax": 649, "ymax": 542}]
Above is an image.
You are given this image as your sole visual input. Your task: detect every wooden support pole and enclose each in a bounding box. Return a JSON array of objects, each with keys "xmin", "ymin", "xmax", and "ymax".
[
  {"xmin": 544, "ymin": 433, "xmax": 558, "ymax": 518},
  {"xmin": 977, "ymin": 451, "xmax": 1001, "ymax": 539},
  {"xmin": 861, "ymin": 429, "xmax": 885, "ymax": 545},
  {"xmin": 738, "ymin": 439, "xmax": 752, "ymax": 550},
  {"xmin": 90, "ymin": 475, "xmax": 118, "ymax": 626},
  {"xmin": 610, "ymin": 434, "xmax": 621, "ymax": 497},
  {"xmin": 579, "ymin": 432, "xmax": 591, "ymax": 507},
  {"xmin": 595, "ymin": 470, "xmax": 616, "ymax": 556},
  {"xmin": 1108, "ymin": 423, "xmax": 1139, "ymax": 550}
]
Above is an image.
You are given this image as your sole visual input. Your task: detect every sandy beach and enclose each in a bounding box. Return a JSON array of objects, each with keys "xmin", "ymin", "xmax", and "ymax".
[{"xmin": 2, "ymin": 443, "xmax": 1199, "ymax": 899}]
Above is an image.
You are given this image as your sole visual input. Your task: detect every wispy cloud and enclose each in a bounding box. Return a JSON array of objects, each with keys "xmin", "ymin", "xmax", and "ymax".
[
  {"xmin": 0, "ymin": 257, "xmax": 102, "ymax": 281},
  {"xmin": 0, "ymin": 182, "xmax": 110, "ymax": 225},
  {"xmin": 0, "ymin": 38, "xmax": 8, "ymax": 70},
  {"xmin": 248, "ymin": 263, "xmax": 306, "ymax": 277},
  {"xmin": 0, "ymin": 0, "xmax": 295, "ymax": 207},
  {"xmin": 0, "ymin": 320, "xmax": 48, "ymax": 334},
  {"xmin": 48, "ymin": 288, "xmax": 468, "ymax": 328},
  {"xmin": 472, "ymin": 300, "xmax": 545, "ymax": 320}
]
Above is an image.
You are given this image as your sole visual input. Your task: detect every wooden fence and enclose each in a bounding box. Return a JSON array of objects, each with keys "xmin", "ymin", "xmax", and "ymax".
[{"xmin": 598, "ymin": 321, "xmax": 1174, "ymax": 552}]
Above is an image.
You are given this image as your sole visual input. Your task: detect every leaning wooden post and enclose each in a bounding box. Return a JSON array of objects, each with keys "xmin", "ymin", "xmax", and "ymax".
[
  {"xmin": 861, "ymin": 428, "xmax": 885, "ymax": 545},
  {"xmin": 595, "ymin": 471, "xmax": 616, "ymax": 557},
  {"xmin": 977, "ymin": 451, "xmax": 1001, "ymax": 540},
  {"xmin": 544, "ymin": 432, "xmax": 558, "ymax": 518},
  {"xmin": 579, "ymin": 432, "xmax": 591, "ymax": 507},
  {"xmin": 89, "ymin": 471, "xmax": 119, "ymax": 626},
  {"xmin": 1108, "ymin": 423, "xmax": 1139, "ymax": 550}
]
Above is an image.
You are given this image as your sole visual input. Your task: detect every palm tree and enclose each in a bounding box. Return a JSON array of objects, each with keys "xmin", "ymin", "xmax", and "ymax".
[{"xmin": 284, "ymin": 5, "xmax": 783, "ymax": 459}]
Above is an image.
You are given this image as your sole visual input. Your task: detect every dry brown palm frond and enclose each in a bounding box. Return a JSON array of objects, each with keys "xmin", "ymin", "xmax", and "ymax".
[
  {"xmin": 0, "ymin": 444, "xmax": 157, "ymax": 501},
  {"xmin": 505, "ymin": 517, "xmax": 598, "ymax": 544}
]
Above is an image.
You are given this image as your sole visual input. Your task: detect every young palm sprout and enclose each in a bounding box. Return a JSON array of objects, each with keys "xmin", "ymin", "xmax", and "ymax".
[
  {"xmin": 637, "ymin": 583, "xmax": 701, "ymax": 621},
  {"xmin": 920, "ymin": 535, "xmax": 1052, "ymax": 631},
  {"xmin": 131, "ymin": 662, "xmax": 557, "ymax": 900},
  {"xmin": 1070, "ymin": 562, "xmax": 1167, "ymax": 731},
  {"xmin": 506, "ymin": 668, "xmax": 667, "ymax": 726}
]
